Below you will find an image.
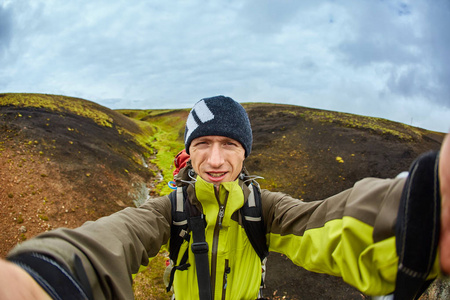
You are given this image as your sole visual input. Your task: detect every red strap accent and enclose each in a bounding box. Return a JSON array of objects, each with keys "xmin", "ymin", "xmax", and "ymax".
[{"xmin": 173, "ymin": 149, "xmax": 190, "ymax": 177}]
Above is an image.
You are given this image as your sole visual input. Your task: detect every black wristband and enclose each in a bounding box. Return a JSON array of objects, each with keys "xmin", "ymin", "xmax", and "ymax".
[
  {"xmin": 8, "ymin": 252, "xmax": 92, "ymax": 300},
  {"xmin": 394, "ymin": 151, "xmax": 440, "ymax": 300}
]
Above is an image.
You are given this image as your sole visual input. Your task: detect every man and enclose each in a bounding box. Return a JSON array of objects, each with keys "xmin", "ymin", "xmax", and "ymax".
[{"xmin": 1, "ymin": 95, "xmax": 450, "ymax": 299}]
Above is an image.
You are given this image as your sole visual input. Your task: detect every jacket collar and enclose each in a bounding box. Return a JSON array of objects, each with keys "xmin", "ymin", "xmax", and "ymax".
[{"xmin": 175, "ymin": 163, "xmax": 252, "ymax": 209}]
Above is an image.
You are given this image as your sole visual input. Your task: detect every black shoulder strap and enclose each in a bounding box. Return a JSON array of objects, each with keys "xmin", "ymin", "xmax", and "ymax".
[
  {"xmin": 167, "ymin": 188, "xmax": 191, "ymax": 293},
  {"xmin": 186, "ymin": 200, "xmax": 212, "ymax": 300},
  {"xmin": 241, "ymin": 184, "xmax": 269, "ymax": 261},
  {"xmin": 168, "ymin": 187, "xmax": 189, "ymax": 262},
  {"xmin": 168, "ymin": 187, "xmax": 212, "ymax": 300}
]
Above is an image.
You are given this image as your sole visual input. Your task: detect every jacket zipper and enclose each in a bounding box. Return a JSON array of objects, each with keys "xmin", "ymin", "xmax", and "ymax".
[
  {"xmin": 218, "ymin": 205, "xmax": 225, "ymax": 228},
  {"xmin": 222, "ymin": 259, "xmax": 230, "ymax": 300},
  {"xmin": 210, "ymin": 187, "xmax": 227, "ymax": 298}
]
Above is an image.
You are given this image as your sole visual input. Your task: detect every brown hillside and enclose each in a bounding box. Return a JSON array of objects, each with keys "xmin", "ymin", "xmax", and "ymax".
[
  {"xmin": 0, "ymin": 94, "xmax": 447, "ymax": 299},
  {"xmin": 0, "ymin": 94, "xmax": 155, "ymax": 258},
  {"xmin": 244, "ymin": 103, "xmax": 443, "ymax": 200},
  {"xmin": 243, "ymin": 103, "xmax": 445, "ymax": 299}
]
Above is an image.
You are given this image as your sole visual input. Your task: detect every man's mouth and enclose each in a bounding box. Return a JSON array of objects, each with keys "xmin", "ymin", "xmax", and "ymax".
[{"xmin": 207, "ymin": 172, "xmax": 227, "ymax": 178}]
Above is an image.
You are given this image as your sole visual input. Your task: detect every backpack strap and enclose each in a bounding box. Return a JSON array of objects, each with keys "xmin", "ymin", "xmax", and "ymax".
[
  {"xmin": 166, "ymin": 188, "xmax": 191, "ymax": 293},
  {"xmin": 241, "ymin": 183, "xmax": 269, "ymax": 298},
  {"xmin": 168, "ymin": 187, "xmax": 189, "ymax": 263},
  {"xmin": 241, "ymin": 184, "xmax": 269, "ymax": 261},
  {"xmin": 186, "ymin": 200, "xmax": 212, "ymax": 300},
  {"xmin": 167, "ymin": 187, "xmax": 212, "ymax": 300}
]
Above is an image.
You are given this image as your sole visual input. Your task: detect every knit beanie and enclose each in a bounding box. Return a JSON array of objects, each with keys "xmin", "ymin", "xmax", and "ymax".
[{"xmin": 184, "ymin": 96, "xmax": 253, "ymax": 157}]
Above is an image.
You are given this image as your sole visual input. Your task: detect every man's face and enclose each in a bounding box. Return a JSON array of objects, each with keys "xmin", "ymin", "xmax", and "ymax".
[{"xmin": 189, "ymin": 135, "xmax": 245, "ymax": 186}]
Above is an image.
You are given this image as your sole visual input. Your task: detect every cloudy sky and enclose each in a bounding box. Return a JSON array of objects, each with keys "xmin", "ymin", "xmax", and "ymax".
[{"xmin": 1, "ymin": 0, "xmax": 449, "ymax": 132}]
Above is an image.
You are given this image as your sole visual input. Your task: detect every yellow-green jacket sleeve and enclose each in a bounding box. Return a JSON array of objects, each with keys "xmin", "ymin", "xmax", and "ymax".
[{"xmin": 262, "ymin": 176, "xmax": 439, "ymax": 296}]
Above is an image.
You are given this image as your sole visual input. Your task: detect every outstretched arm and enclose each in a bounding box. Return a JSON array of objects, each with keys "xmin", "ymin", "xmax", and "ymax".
[
  {"xmin": 0, "ymin": 259, "xmax": 51, "ymax": 300},
  {"xmin": 5, "ymin": 195, "xmax": 172, "ymax": 299},
  {"xmin": 440, "ymin": 134, "xmax": 450, "ymax": 274}
]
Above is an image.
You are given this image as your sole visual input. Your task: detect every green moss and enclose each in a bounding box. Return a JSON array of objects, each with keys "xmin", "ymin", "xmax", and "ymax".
[
  {"xmin": 132, "ymin": 252, "xmax": 172, "ymax": 299},
  {"xmin": 303, "ymin": 109, "xmax": 423, "ymax": 141},
  {"xmin": 267, "ymin": 110, "xmax": 301, "ymax": 117},
  {"xmin": 38, "ymin": 214, "xmax": 49, "ymax": 221},
  {"xmin": 117, "ymin": 109, "xmax": 175, "ymax": 119},
  {"xmin": 1, "ymin": 93, "xmax": 114, "ymax": 128},
  {"xmin": 122, "ymin": 110, "xmax": 187, "ymax": 196},
  {"xmin": 16, "ymin": 214, "xmax": 24, "ymax": 224},
  {"xmin": 247, "ymin": 102, "xmax": 429, "ymax": 141}
]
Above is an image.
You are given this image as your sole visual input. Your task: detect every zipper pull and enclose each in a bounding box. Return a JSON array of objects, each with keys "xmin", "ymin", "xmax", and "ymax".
[
  {"xmin": 218, "ymin": 205, "xmax": 225, "ymax": 229},
  {"xmin": 224, "ymin": 266, "xmax": 231, "ymax": 289}
]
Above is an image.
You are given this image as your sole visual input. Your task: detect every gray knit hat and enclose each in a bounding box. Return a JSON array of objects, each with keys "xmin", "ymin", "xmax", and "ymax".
[{"xmin": 184, "ymin": 96, "xmax": 253, "ymax": 157}]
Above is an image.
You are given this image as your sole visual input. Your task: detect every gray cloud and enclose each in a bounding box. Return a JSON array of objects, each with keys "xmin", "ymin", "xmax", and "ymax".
[
  {"xmin": 418, "ymin": 0, "xmax": 450, "ymax": 107},
  {"xmin": 335, "ymin": 0, "xmax": 450, "ymax": 109},
  {"xmin": 0, "ymin": 0, "xmax": 448, "ymax": 132},
  {"xmin": 0, "ymin": 4, "xmax": 13, "ymax": 59},
  {"xmin": 237, "ymin": 0, "xmax": 307, "ymax": 34}
]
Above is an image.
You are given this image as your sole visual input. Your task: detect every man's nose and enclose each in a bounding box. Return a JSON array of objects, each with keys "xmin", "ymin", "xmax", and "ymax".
[{"xmin": 208, "ymin": 143, "xmax": 225, "ymax": 167}]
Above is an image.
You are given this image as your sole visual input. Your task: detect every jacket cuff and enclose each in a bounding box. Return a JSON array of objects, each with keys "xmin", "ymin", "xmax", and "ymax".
[{"xmin": 8, "ymin": 252, "xmax": 93, "ymax": 300}]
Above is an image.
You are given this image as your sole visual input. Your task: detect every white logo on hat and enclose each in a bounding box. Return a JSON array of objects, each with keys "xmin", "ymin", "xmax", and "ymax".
[{"xmin": 185, "ymin": 99, "xmax": 214, "ymax": 143}]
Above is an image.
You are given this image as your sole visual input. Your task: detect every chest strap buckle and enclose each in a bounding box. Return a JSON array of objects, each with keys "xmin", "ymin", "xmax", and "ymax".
[{"xmin": 191, "ymin": 241, "xmax": 209, "ymax": 254}]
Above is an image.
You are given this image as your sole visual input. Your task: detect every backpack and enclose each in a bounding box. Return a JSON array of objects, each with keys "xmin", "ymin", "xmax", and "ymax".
[{"xmin": 165, "ymin": 176, "xmax": 269, "ymax": 299}]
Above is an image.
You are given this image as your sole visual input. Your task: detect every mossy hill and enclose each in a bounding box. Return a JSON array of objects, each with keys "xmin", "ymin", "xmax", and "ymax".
[{"xmin": 0, "ymin": 93, "xmax": 446, "ymax": 299}]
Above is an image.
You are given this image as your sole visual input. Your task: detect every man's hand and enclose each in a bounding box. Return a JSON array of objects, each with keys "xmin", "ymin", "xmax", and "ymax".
[
  {"xmin": 440, "ymin": 134, "xmax": 450, "ymax": 274},
  {"xmin": 0, "ymin": 258, "xmax": 52, "ymax": 300}
]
